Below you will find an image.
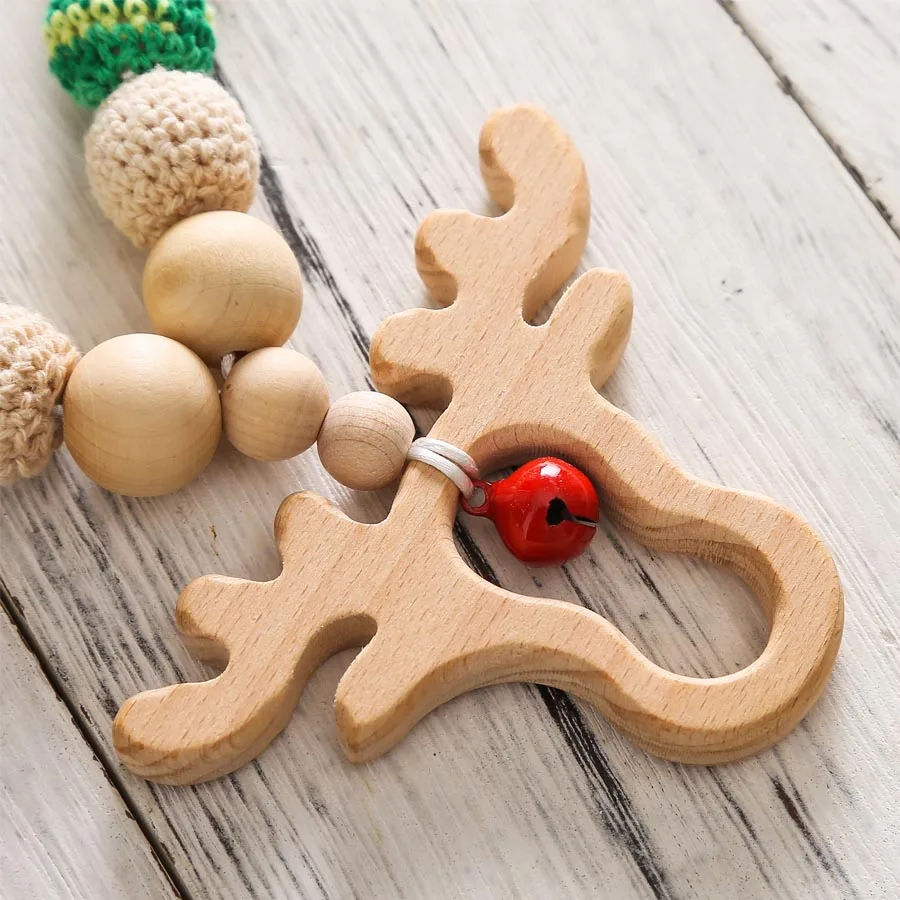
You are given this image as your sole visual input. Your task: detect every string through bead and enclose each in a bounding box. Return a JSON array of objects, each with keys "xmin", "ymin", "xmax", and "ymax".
[{"xmin": 407, "ymin": 437, "xmax": 480, "ymax": 499}]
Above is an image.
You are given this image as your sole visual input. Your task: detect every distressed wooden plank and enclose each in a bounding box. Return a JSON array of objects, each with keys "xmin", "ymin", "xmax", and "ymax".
[
  {"xmin": 0, "ymin": 609, "xmax": 178, "ymax": 900},
  {"xmin": 1, "ymin": 0, "xmax": 899, "ymax": 898},
  {"xmin": 727, "ymin": 0, "xmax": 900, "ymax": 226}
]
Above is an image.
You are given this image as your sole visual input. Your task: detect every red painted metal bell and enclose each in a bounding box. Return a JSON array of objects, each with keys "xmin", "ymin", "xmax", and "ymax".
[{"xmin": 461, "ymin": 457, "xmax": 599, "ymax": 565}]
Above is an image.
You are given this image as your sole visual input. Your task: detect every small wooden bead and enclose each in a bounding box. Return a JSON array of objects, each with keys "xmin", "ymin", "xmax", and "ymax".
[
  {"xmin": 143, "ymin": 211, "xmax": 303, "ymax": 365},
  {"xmin": 317, "ymin": 392, "xmax": 415, "ymax": 491},
  {"xmin": 63, "ymin": 334, "xmax": 221, "ymax": 497},
  {"xmin": 222, "ymin": 347, "xmax": 330, "ymax": 462}
]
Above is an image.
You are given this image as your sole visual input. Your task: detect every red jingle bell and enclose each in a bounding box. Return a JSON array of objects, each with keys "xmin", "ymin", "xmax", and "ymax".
[{"xmin": 461, "ymin": 457, "xmax": 599, "ymax": 565}]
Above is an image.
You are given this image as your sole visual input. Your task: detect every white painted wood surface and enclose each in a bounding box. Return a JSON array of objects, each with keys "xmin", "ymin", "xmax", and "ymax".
[
  {"xmin": 729, "ymin": 0, "xmax": 900, "ymax": 228},
  {"xmin": 1, "ymin": 0, "xmax": 899, "ymax": 898},
  {"xmin": 0, "ymin": 610, "xmax": 177, "ymax": 900}
]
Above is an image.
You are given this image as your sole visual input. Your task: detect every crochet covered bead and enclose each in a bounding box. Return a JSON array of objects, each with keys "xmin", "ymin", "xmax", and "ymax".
[
  {"xmin": 85, "ymin": 68, "xmax": 260, "ymax": 247},
  {"xmin": 0, "ymin": 304, "xmax": 80, "ymax": 486},
  {"xmin": 44, "ymin": 0, "xmax": 216, "ymax": 108}
]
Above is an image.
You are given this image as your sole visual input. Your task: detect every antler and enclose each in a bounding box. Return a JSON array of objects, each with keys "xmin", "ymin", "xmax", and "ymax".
[
  {"xmin": 114, "ymin": 106, "xmax": 841, "ymax": 784},
  {"xmin": 371, "ymin": 105, "xmax": 589, "ymax": 410}
]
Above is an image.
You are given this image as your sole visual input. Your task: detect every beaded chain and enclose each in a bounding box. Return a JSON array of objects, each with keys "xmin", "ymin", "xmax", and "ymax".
[{"xmin": 0, "ymin": 1, "xmax": 600, "ymax": 567}]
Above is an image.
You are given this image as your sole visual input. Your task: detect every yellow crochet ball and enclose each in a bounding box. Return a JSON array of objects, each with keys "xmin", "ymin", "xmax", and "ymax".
[
  {"xmin": 63, "ymin": 334, "xmax": 221, "ymax": 497},
  {"xmin": 84, "ymin": 68, "xmax": 260, "ymax": 248}
]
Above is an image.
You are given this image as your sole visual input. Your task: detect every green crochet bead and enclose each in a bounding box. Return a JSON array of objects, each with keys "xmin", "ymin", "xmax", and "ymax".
[{"xmin": 44, "ymin": 0, "xmax": 216, "ymax": 108}]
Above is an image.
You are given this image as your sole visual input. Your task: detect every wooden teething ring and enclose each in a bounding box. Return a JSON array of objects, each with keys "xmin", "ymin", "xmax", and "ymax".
[{"xmin": 113, "ymin": 105, "xmax": 843, "ymax": 784}]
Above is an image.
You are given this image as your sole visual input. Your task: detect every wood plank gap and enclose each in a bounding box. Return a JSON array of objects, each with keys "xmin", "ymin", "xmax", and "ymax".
[
  {"xmin": 716, "ymin": 0, "xmax": 898, "ymax": 236},
  {"xmin": 0, "ymin": 575, "xmax": 195, "ymax": 900}
]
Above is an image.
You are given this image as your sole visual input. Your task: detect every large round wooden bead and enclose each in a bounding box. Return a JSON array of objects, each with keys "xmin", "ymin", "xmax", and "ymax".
[
  {"xmin": 63, "ymin": 334, "xmax": 221, "ymax": 497},
  {"xmin": 222, "ymin": 347, "xmax": 329, "ymax": 462},
  {"xmin": 317, "ymin": 392, "xmax": 414, "ymax": 491},
  {"xmin": 143, "ymin": 211, "xmax": 303, "ymax": 364}
]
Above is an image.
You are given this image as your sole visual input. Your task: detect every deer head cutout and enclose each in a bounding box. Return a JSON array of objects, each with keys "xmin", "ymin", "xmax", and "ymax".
[{"xmin": 115, "ymin": 106, "xmax": 842, "ymax": 784}]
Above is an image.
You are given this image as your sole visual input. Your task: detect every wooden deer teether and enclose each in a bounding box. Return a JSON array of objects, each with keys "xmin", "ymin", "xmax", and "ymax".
[{"xmin": 114, "ymin": 106, "xmax": 843, "ymax": 784}]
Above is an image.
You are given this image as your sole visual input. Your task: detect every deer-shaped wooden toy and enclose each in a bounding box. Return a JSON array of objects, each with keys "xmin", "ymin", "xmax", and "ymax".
[{"xmin": 114, "ymin": 106, "xmax": 843, "ymax": 784}]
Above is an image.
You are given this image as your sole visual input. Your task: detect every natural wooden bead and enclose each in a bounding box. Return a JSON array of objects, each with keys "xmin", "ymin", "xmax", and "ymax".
[
  {"xmin": 143, "ymin": 211, "xmax": 303, "ymax": 365},
  {"xmin": 317, "ymin": 392, "xmax": 414, "ymax": 490},
  {"xmin": 222, "ymin": 348, "xmax": 330, "ymax": 462},
  {"xmin": 63, "ymin": 334, "xmax": 221, "ymax": 497}
]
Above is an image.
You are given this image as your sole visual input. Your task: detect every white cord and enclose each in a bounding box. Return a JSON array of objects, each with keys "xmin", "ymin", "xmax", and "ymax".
[
  {"xmin": 407, "ymin": 438, "xmax": 480, "ymax": 498},
  {"xmin": 411, "ymin": 438, "xmax": 479, "ymax": 478}
]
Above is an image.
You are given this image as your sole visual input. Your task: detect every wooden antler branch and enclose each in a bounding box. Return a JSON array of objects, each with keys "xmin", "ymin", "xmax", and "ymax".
[
  {"xmin": 371, "ymin": 105, "xmax": 589, "ymax": 409},
  {"xmin": 114, "ymin": 105, "xmax": 842, "ymax": 784}
]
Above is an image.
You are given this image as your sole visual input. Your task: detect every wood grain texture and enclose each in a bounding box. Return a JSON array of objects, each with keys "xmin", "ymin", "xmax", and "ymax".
[
  {"xmin": 727, "ymin": 0, "xmax": 900, "ymax": 229},
  {"xmin": 0, "ymin": 609, "xmax": 178, "ymax": 900},
  {"xmin": 2, "ymin": 0, "xmax": 899, "ymax": 897},
  {"xmin": 114, "ymin": 106, "xmax": 842, "ymax": 783}
]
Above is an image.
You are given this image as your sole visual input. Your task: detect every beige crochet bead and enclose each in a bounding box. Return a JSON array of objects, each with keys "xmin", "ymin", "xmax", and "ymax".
[
  {"xmin": 85, "ymin": 68, "xmax": 260, "ymax": 248},
  {"xmin": 63, "ymin": 334, "xmax": 221, "ymax": 497},
  {"xmin": 0, "ymin": 304, "xmax": 80, "ymax": 485},
  {"xmin": 317, "ymin": 392, "xmax": 415, "ymax": 491},
  {"xmin": 143, "ymin": 211, "xmax": 303, "ymax": 364},
  {"xmin": 222, "ymin": 348, "xmax": 330, "ymax": 462}
]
